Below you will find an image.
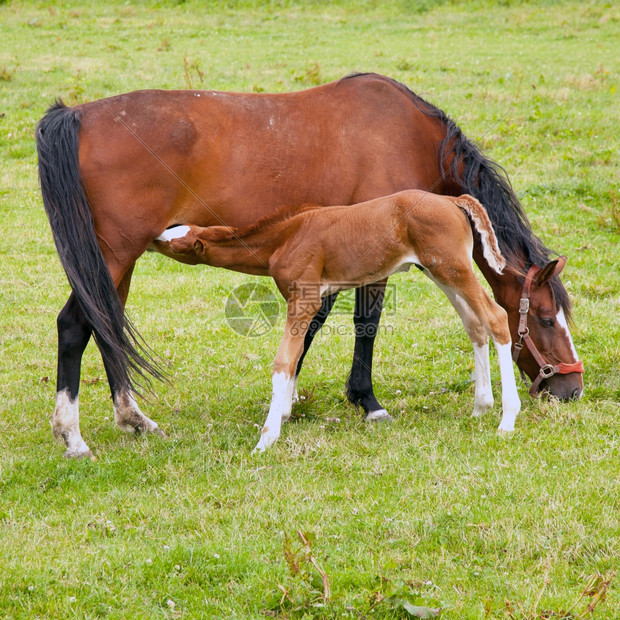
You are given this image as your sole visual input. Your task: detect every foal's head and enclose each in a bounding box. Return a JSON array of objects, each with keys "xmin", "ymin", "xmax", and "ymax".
[{"xmin": 169, "ymin": 225, "xmax": 236, "ymax": 256}]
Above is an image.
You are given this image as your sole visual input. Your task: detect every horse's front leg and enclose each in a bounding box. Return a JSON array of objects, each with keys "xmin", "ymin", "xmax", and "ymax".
[
  {"xmin": 346, "ymin": 281, "xmax": 392, "ymax": 422},
  {"xmin": 254, "ymin": 296, "xmax": 322, "ymax": 451}
]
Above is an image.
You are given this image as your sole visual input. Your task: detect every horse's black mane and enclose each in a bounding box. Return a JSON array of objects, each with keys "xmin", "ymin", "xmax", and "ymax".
[{"xmin": 341, "ymin": 72, "xmax": 570, "ymax": 316}]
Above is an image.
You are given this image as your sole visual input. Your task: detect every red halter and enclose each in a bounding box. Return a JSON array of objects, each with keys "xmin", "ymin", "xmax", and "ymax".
[{"xmin": 512, "ymin": 263, "xmax": 584, "ymax": 397}]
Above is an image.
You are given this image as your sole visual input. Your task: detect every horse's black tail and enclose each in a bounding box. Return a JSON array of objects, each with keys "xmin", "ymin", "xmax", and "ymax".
[{"xmin": 36, "ymin": 100, "xmax": 162, "ymax": 394}]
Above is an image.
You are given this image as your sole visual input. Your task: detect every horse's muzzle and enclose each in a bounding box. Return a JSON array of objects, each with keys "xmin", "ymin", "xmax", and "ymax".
[{"xmin": 538, "ymin": 372, "xmax": 584, "ymax": 401}]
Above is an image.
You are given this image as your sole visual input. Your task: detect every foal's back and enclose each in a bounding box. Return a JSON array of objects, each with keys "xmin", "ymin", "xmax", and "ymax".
[{"xmin": 275, "ymin": 190, "xmax": 472, "ymax": 285}]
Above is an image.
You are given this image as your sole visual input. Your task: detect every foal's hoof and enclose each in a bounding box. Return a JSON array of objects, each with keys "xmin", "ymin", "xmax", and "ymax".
[
  {"xmin": 496, "ymin": 427, "xmax": 514, "ymax": 436},
  {"xmin": 365, "ymin": 409, "xmax": 393, "ymax": 423},
  {"xmin": 253, "ymin": 429, "xmax": 279, "ymax": 452}
]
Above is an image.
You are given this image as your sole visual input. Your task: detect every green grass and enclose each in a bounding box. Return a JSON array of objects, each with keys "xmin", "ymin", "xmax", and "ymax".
[{"xmin": 1, "ymin": 0, "xmax": 619, "ymax": 617}]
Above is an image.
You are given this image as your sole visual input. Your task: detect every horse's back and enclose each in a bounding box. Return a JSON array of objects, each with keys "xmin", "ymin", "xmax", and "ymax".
[{"xmin": 72, "ymin": 76, "xmax": 451, "ymax": 251}]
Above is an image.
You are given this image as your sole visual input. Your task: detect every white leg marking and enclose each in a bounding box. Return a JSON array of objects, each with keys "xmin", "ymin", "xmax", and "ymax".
[
  {"xmin": 113, "ymin": 390, "xmax": 165, "ymax": 436},
  {"xmin": 494, "ymin": 341, "xmax": 521, "ymax": 432},
  {"xmin": 51, "ymin": 389, "xmax": 92, "ymax": 458},
  {"xmin": 155, "ymin": 226, "xmax": 191, "ymax": 242},
  {"xmin": 472, "ymin": 342, "xmax": 494, "ymax": 417},
  {"xmin": 254, "ymin": 372, "xmax": 294, "ymax": 452},
  {"xmin": 427, "ymin": 277, "xmax": 493, "ymax": 419},
  {"xmin": 286, "ymin": 374, "xmax": 300, "ymax": 418},
  {"xmin": 556, "ymin": 308, "xmax": 580, "ymax": 362},
  {"xmin": 365, "ymin": 409, "xmax": 392, "ymax": 422}
]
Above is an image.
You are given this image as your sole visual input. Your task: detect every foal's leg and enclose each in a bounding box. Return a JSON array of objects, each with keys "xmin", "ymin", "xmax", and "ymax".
[
  {"xmin": 432, "ymin": 273, "xmax": 520, "ymax": 431},
  {"xmin": 52, "ymin": 292, "xmax": 95, "ymax": 458},
  {"xmin": 288, "ymin": 292, "xmax": 339, "ymax": 412},
  {"xmin": 255, "ymin": 298, "xmax": 323, "ymax": 451},
  {"xmin": 432, "ymin": 284, "xmax": 494, "ymax": 417},
  {"xmin": 108, "ymin": 266, "xmax": 164, "ymax": 437},
  {"xmin": 461, "ymin": 289, "xmax": 520, "ymax": 431},
  {"xmin": 347, "ymin": 282, "xmax": 392, "ymax": 422}
]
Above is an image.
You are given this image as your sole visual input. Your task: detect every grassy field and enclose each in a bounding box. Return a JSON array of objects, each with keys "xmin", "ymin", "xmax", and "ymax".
[{"xmin": 1, "ymin": 0, "xmax": 619, "ymax": 617}]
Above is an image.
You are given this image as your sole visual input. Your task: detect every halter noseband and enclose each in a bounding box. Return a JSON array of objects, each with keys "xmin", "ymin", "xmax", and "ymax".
[{"xmin": 512, "ymin": 263, "xmax": 584, "ymax": 397}]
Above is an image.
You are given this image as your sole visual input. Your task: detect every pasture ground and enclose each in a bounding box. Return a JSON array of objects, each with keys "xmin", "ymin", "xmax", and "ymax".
[{"xmin": 1, "ymin": 1, "xmax": 619, "ymax": 617}]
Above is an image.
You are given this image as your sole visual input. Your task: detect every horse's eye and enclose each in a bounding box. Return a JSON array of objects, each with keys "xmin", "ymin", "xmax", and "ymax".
[{"xmin": 539, "ymin": 318, "xmax": 555, "ymax": 328}]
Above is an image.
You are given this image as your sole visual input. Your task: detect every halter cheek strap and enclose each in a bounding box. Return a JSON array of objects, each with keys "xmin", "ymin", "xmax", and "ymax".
[{"xmin": 512, "ymin": 264, "xmax": 584, "ymax": 397}]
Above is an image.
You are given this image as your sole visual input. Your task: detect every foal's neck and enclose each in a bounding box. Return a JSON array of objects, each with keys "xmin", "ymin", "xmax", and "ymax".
[{"xmin": 207, "ymin": 218, "xmax": 301, "ymax": 276}]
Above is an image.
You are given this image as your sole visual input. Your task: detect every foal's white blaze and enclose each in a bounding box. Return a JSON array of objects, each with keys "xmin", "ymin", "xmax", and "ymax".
[
  {"xmin": 254, "ymin": 372, "xmax": 295, "ymax": 451},
  {"xmin": 52, "ymin": 389, "xmax": 92, "ymax": 458},
  {"xmin": 556, "ymin": 308, "xmax": 580, "ymax": 362},
  {"xmin": 494, "ymin": 341, "xmax": 521, "ymax": 432},
  {"xmin": 155, "ymin": 226, "xmax": 191, "ymax": 243},
  {"xmin": 472, "ymin": 343, "xmax": 494, "ymax": 417}
]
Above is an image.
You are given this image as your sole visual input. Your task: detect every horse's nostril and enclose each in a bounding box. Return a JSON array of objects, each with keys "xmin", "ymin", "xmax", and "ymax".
[{"xmin": 571, "ymin": 387, "xmax": 581, "ymax": 400}]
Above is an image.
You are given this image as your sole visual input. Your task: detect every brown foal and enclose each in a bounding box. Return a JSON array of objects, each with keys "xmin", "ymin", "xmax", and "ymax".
[{"xmin": 155, "ymin": 189, "xmax": 520, "ymax": 451}]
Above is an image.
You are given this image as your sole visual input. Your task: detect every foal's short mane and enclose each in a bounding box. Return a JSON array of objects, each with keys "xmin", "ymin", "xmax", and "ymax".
[
  {"xmin": 229, "ymin": 203, "xmax": 323, "ymax": 239},
  {"xmin": 339, "ymin": 73, "xmax": 570, "ymax": 316}
]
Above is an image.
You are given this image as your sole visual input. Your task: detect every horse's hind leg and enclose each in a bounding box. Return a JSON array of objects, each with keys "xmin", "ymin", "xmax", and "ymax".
[
  {"xmin": 52, "ymin": 262, "xmax": 162, "ymax": 458},
  {"xmin": 108, "ymin": 265, "xmax": 164, "ymax": 437},
  {"xmin": 52, "ymin": 292, "xmax": 94, "ymax": 458}
]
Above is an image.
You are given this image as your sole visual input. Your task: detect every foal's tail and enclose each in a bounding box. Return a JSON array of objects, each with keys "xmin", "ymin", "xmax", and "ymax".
[
  {"xmin": 36, "ymin": 101, "xmax": 160, "ymax": 393},
  {"xmin": 455, "ymin": 194, "xmax": 506, "ymax": 275}
]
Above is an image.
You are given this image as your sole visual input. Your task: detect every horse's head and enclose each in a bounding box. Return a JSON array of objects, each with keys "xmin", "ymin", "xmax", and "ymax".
[{"xmin": 509, "ymin": 257, "xmax": 584, "ymax": 400}]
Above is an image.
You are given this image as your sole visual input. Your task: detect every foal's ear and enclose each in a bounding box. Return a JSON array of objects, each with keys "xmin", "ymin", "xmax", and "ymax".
[{"xmin": 535, "ymin": 256, "xmax": 567, "ymax": 287}]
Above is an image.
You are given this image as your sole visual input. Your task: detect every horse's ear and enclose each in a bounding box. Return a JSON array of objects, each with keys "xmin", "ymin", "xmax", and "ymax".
[{"xmin": 535, "ymin": 256, "xmax": 567, "ymax": 287}]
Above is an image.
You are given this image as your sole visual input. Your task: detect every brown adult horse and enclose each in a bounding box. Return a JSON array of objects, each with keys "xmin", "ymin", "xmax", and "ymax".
[{"xmin": 36, "ymin": 73, "xmax": 583, "ymax": 458}]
